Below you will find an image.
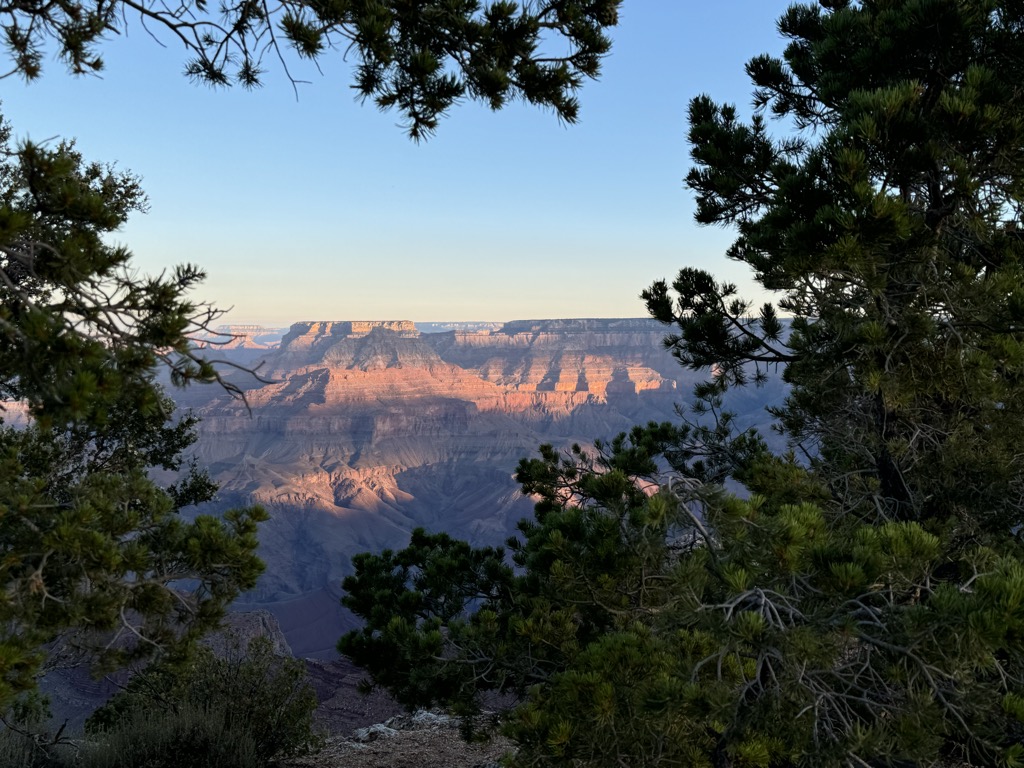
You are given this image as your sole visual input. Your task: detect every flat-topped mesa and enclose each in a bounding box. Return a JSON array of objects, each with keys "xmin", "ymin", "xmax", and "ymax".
[
  {"xmin": 280, "ymin": 321, "xmax": 418, "ymax": 349},
  {"xmin": 216, "ymin": 324, "xmax": 268, "ymax": 336},
  {"xmin": 198, "ymin": 323, "xmax": 282, "ymax": 349},
  {"xmin": 499, "ymin": 318, "xmax": 664, "ymax": 335},
  {"xmin": 346, "ymin": 320, "xmax": 417, "ymax": 336}
]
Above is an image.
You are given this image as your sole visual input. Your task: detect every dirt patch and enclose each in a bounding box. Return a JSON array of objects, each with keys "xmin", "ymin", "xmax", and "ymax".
[{"xmin": 285, "ymin": 710, "xmax": 513, "ymax": 768}]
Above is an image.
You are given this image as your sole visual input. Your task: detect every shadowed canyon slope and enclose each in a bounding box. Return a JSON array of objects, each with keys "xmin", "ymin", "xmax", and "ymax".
[{"xmin": 182, "ymin": 319, "xmax": 785, "ymax": 656}]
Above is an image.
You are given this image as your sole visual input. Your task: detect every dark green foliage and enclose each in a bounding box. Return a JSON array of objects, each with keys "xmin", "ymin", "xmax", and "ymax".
[
  {"xmin": 504, "ymin": 462, "xmax": 1024, "ymax": 767},
  {"xmin": 86, "ymin": 635, "xmax": 320, "ymax": 765},
  {"xmin": 339, "ymin": 528, "xmax": 515, "ymax": 715},
  {"xmin": 343, "ymin": 434, "xmax": 1024, "ymax": 767},
  {"xmin": 340, "ymin": 426, "xmax": 722, "ymax": 724},
  {"xmin": 0, "ymin": 692, "xmax": 75, "ymax": 767},
  {"xmin": 643, "ymin": 0, "xmax": 1024, "ymax": 544},
  {"xmin": 79, "ymin": 702, "xmax": 262, "ymax": 768},
  {"xmin": 0, "ymin": 118, "xmax": 238, "ymax": 426},
  {"xmin": 2, "ymin": 0, "xmax": 621, "ymax": 139},
  {"xmin": 0, "ymin": 414, "xmax": 266, "ymax": 694},
  {"xmin": 0, "ymin": 695, "xmax": 262, "ymax": 768},
  {"xmin": 0, "ymin": 112, "xmax": 267, "ymax": 708}
]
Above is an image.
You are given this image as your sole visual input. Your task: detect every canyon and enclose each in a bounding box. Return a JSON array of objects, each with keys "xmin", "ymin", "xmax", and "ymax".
[{"xmin": 179, "ymin": 319, "xmax": 786, "ymax": 657}]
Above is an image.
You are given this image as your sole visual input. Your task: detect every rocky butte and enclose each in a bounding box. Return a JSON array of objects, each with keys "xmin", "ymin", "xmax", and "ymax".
[{"xmin": 178, "ymin": 319, "xmax": 785, "ymax": 657}]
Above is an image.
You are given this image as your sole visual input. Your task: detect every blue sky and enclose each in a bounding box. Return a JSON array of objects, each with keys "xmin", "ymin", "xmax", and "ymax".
[{"xmin": 4, "ymin": 2, "xmax": 793, "ymax": 324}]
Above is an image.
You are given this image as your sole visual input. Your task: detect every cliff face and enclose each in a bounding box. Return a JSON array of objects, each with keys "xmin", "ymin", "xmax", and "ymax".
[{"xmin": 184, "ymin": 319, "xmax": 778, "ymax": 657}]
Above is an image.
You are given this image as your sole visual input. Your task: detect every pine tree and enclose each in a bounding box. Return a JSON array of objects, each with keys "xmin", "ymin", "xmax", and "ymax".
[
  {"xmin": 0, "ymin": 113, "xmax": 267, "ymax": 707},
  {"xmin": 343, "ymin": 428, "xmax": 1024, "ymax": 766},
  {"xmin": 643, "ymin": 0, "xmax": 1024, "ymax": 544}
]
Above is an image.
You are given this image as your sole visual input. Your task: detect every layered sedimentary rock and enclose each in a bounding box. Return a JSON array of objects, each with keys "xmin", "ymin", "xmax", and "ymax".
[{"xmin": 183, "ymin": 319, "xmax": 782, "ymax": 657}]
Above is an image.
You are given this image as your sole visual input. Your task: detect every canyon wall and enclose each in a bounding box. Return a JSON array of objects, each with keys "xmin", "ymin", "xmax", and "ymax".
[{"xmin": 181, "ymin": 319, "xmax": 785, "ymax": 656}]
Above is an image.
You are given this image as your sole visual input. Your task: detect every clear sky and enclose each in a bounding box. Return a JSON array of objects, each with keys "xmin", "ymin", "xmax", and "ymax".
[{"xmin": 4, "ymin": 2, "xmax": 793, "ymax": 325}]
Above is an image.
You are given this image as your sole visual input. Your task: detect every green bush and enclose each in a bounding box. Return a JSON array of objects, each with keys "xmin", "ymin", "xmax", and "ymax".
[
  {"xmin": 85, "ymin": 634, "xmax": 320, "ymax": 766},
  {"xmin": 0, "ymin": 729, "xmax": 60, "ymax": 768},
  {"xmin": 79, "ymin": 702, "xmax": 260, "ymax": 768},
  {"xmin": 0, "ymin": 693, "xmax": 75, "ymax": 768}
]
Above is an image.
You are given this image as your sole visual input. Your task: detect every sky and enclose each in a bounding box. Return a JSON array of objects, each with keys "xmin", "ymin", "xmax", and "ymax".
[{"xmin": 4, "ymin": 2, "xmax": 794, "ymax": 325}]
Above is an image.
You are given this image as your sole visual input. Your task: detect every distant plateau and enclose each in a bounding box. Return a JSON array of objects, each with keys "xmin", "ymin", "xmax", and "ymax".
[{"xmin": 171, "ymin": 319, "xmax": 786, "ymax": 657}]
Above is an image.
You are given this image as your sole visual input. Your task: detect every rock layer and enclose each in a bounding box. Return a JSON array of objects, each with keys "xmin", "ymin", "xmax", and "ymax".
[{"xmin": 183, "ymin": 319, "xmax": 782, "ymax": 657}]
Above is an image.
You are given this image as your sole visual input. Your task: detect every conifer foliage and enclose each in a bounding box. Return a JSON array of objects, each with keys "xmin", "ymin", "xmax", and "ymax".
[
  {"xmin": 1, "ymin": 0, "xmax": 621, "ymax": 139},
  {"xmin": 0, "ymin": 115, "xmax": 267, "ymax": 708},
  {"xmin": 643, "ymin": 0, "xmax": 1024, "ymax": 543},
  {"xmin": 341, "ymin": 2, "xmax": 1024, "ymax": 766}
]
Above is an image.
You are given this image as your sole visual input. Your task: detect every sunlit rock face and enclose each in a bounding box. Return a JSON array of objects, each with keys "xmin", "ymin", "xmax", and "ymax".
[{"xmin": 180, "ymin": 319, "xmax": 783, "ymax": 657}]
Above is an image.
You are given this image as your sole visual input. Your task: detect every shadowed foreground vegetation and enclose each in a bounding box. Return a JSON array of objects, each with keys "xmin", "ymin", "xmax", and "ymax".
[{"xmin": 0, "ymin": 636, "xmax": 319, "ymax": 767}]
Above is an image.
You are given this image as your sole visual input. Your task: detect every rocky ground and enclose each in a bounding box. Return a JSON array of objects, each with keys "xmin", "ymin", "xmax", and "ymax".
[
  {"xmin": 285, "ymin": 710, "xmax": 513, "ymax": 768},
  {"xmin": 289, "ymin": 658, "xmax": 514, "ymax": 768}
]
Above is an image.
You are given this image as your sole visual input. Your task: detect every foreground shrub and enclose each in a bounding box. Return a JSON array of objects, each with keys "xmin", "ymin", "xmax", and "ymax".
[
  {"xmin": 86, "ymin": 634, "xmax": 320, "ymax": 766},
  {"xmin": 0, "ymin": 693, "xmax": 75, "ymax": 768},
  {"xmin": 341, "ymin": 429, "xmax": 1024, "ymax": 767},
  {"xmin": 80, "ymin": 702, "xmax": 260, "ymax": 768}
]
